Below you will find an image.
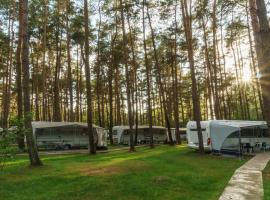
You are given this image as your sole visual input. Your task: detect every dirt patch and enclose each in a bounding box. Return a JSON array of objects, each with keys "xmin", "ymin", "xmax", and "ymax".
[
  {"xmin": 79, "ymin": 160, "xmax": 150, "ymax": 176},
  {"xmin": 0, "ymin": 174, "xmax": 25, "ymax": 182},
  {"xmin": 81, "ymin": 166, "xmax": 122, "ymax": 176}
]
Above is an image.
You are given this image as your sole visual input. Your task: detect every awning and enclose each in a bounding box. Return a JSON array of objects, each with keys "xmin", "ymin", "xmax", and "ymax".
[{"xmin": 209, "ymin": 120, "xmax": 267, "ymax": 152}]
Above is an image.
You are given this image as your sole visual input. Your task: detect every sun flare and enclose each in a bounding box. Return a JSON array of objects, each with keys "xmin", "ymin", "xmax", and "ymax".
[{"xmin": 242, "ymin": 67, "xmax": 252, "ymax": 82}]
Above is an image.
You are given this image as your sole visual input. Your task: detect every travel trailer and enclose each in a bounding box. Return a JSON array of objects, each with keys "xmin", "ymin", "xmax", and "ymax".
[
  {"xmin": 169, "ymin": 128, "xmax": 187, "ymax": 143},
  {"xmin": 187, "ymin": 120, "xmax": 270, "ymax": 154},
  {"xmin": 112, "ymin": 126, "xmax": 167, "ymax": 145},
  {"xmin": 32, "ymin": 122, "xmax": 107, "ymax": 150}
]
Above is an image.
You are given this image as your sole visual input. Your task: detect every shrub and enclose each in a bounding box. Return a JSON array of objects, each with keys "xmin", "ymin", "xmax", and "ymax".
[{"xmin": 0, "ymin": 130, "xmax": 18, "ymax": 171}]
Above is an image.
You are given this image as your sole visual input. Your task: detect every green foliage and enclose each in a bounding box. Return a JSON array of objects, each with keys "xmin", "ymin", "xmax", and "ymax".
[
  {"xmin": 0, "ymin": 130, "xmax": 18, "ymax": 172},
  {"xmin": 9, "ymin": 116, "xmax": 24, "ymax": 128}
]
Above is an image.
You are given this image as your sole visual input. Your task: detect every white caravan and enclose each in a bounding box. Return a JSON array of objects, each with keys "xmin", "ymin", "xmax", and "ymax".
[
  {"xmin": 112, "ymin": 125, "xmax": 167, "ymax": 145},
  {"xmin": 32, "ymin": 122, "xmax": 107, "ymax": 150},
  {"xmin": 169, "ymin": 128, "xmax": 187, "ymax": 143},
  {"xmin": 187, "ymin": 120, "xmax": 270, "ymax": 154}
]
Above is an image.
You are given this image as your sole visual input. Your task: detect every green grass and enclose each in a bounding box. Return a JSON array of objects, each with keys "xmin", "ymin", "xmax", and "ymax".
[
  {"xmin": 0, "ymin": 145, "xmax": 245, "ymax": 200},
  {"xmin": 264, "ymin": 162, "xmax": 270, "ymax": 200}
]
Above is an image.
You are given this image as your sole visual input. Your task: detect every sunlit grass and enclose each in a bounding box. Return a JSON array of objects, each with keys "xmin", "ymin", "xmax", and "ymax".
[
  {"xmin": 0, "ymin": 145, "xmax": 245, "ymax": 200},
  {"xmin": 263, "ymin": 163, "xmax": 270, "ymax": 200}
]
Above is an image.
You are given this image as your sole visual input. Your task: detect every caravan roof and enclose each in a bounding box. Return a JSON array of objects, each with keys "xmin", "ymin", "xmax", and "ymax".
[
  {"xmin": 112, "ymin": 125, "xmax": 167, "ymax": 131},
  {"xmin": 187, "ymin": 120, "xmax": 267, "ymax": 129},
  {"xmin": 32, "ymin": 121, "xmax": 103, "ymax": 130},
  {"xmin": 208, "ymin": 120, "xmax": 267, "ymax": 128}
]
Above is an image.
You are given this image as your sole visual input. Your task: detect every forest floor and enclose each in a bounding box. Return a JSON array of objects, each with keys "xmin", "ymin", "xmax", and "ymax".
[
  {"xmin": 0, "ymin": 145, "xmax": 245, "ymax": 200},
  {"xmin": 264, "ymin": 162, "xmax": 270, "ymax": 200}
]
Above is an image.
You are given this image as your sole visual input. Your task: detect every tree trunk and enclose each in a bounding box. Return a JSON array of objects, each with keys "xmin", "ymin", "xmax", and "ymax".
[
  {"xmin": 212, "ymin": 0, "xmax": 221, "ymax": 119},
  {"xmin": 142, "ymin": 0, "xmax": 154, "ymax": 148},
  {"xmin": 20, "ymin": 0, "xmax": 42, "ymax": 166},
  {"xmin": 250, "ymin": 0, "xmax": 270, "ymax": 133},
  {"xmin": 66, "ymin": 0, "xmax": 74, "ymax": 122},
  {"xmin": 16, "ymin": 0, "xmax": 25, "ymax": 150},
  {"xmin": 53, "ymin": 1, "xmax": 62, "ymax": 122},
  {"xmin": 146, "ymin": 2, "xmax": 174, "ymax": 145},
  {"xmin": 84, "ymin": 0, "xmax": 96, "ymax": 154},
  {"xmin": 119, "ymin": 0, "xmax": 135, "ymax": 151},
  {"xmin": 2, "ymin": 4, "xmax": 14, "ymax": 129},
  {"xmin": 172, "ymin": 2, "xmax": 181, "ymax": 145},
  {"xmin": 41, "ymin": 0, "xmax": 47, "ymax": 121},
  {"xmin": 181, "ymin": 0, "xmax": 204, "ymax": 153}
]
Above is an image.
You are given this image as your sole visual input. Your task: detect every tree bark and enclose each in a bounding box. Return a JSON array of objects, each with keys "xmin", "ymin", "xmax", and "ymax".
[
  {"xmin": 84, "ymin": 0, "xmax": 96, "ymax": 154},
  {"xmin": 16, "ymin": 0, "xmax": 25, "ymax": 150},
  {"xmin": 181, "ymin": 0, "xmax": 204, "ymax": 153},
  {"xmin": 119, "ymin": 0, "xmax": 135, "ymax": 151},
  {"xmin": 66, "ymin": 0, "xmax": 74, "ymax": 122},
  {"xmin": 53, "ymin": 1, "xmax": 62, "ymax": 122},
  {"xmin": 142, "ymin": 0, "xmax": 154, "ymax": 148},
  {"xmin": 146, "ymin": 2, "xmax": 174, "ymax": 145},
  {"xmin": 250, "ymin": 0, "xmax": 270, "ymax": 133},
  {"xmin": 20, "ymin": 0, "xmax": 42, "ymax": 166}
]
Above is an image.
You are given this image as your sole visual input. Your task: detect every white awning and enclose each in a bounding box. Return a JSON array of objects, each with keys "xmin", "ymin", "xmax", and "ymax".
[{"xmin": 209, "ymin": 120, "xmax": 267, "ymax": 152}]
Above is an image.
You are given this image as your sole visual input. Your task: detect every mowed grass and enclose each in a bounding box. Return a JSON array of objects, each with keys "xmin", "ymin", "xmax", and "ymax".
[
  {"xmin": 264, "ymin": 162, "xmax": 270, "ymax": 200},
  {"xmin": 0, "ymin": 145, "xmax": 245, "ymax": 200}
]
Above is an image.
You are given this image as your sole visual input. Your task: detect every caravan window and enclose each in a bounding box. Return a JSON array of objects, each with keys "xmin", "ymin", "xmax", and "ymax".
[
  {"xmin": 228, "ymin": 131, "xmax": 239, "ymax": 138},
  {"xmin": 262, "ymin": 129, "xmax": 269, "ymax": 137},
  {"xmin": 113, "ymin": 130, "xmax": 118, "ymax": 135},
  {"xmin": 160, "ymin": 130, "xmax": 166, "ymax": 135},
  {"xmin": 241, "ymin": 129, "xmax": 255, "ymax": 138},
  {"xmin": 36, "ymin": 129, "xmax": 44, "ymax": 136},
  {"xmin": 123, "ymin": 130, "xmax": 129, "ymax": 135}
]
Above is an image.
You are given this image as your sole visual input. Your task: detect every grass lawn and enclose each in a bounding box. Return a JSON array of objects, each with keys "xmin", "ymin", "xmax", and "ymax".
[
  {"xmin": 0, "ymin": 145, "xmax": 245, "ymax": 200},
  {"xmin": 264, "ymin": 162, "xmax": 270, "ymax": 200}
]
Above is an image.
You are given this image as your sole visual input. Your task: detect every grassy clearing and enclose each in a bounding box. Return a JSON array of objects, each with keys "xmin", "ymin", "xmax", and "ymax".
[
  {"xmin": 264, "ymin": 162, "xmax": 270, "ymax": 200},
  {"xmin": 0, "ymin": 145, "xmax": 245, "ymax": 200}
]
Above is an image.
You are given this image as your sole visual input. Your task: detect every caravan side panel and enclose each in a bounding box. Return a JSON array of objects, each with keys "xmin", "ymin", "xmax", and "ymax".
[{"xmin": 187, "ymin": 121, "xmax": 211, "ymax": 151}]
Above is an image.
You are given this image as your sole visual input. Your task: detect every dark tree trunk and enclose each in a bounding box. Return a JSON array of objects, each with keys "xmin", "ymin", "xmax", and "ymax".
[
  {"xmin": 66, "ymin": 0, "xmax": 74, "ymax": 122},
  {"xmin": 181, "ymin": 0, "xmax": 204, "ymax": 153},
  {"xmin": 53, "ymin": 1, "xmax": 62, "ymax": 122},
  {"xmin": 250, "ymin": 0, "xmax": 270, "ymax": 133},
  {"xmin": 119, "ymin": 0, "xmax": 135, "ymax": 152},
  {"xmin": 146, "ymin": 2, "xmax": 174, "ymax": 145},
  {"xmin": 142, "ymin": 0, "xmax": 154, "ymax": 148},
  {"xmin": 172, "ymin": 2, "xmax": 181, "ymax": 145},
  {"xmin": 20, "ymin": 0, "xmax": 42, "ymax": 166},
  {"xmin": 84, "ymin": 0, "xmax": 96, "ymax": 154},
  {"xmin": 16, "ymin": 0, "xmax": 25, "ymax": 150}
]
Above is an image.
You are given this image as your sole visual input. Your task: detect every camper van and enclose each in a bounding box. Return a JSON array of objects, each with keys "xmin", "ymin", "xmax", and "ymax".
[
  {"xmin": 112, "ymin": 126, "xmax": 167, "ymax": 145},
  {"xmin": 32, "ymin": 122, "xmax": 107, "ymax": 150},
  {"xmin": 187, "ymin": 120, "xmax": 270, "ymax": 154}
]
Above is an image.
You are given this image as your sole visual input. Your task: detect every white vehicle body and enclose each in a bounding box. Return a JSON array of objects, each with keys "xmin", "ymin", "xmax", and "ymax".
[
  {"xmin": 187, "ymin": 120, "xmax": 270, "ymax": 154},
  {"xmin": 32, "ymin": 122, "xmax": 107, "ymax": 150},
  {"xmin": 112, "ymin": 125, "xmax": 167, "ymax": 145},
  {"xmin": 187, "ymin": 121, "xmax": 211, "ymax": 151},
  {"xmin": 169, "ymin": 128, "xmax": 187, "ymax": 142}
]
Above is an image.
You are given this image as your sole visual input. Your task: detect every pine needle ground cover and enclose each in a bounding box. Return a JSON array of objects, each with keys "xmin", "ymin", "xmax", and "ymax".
[
  {"xmin": 0, "ymin": 146, "xmax": 245, "ymax": 200},
  {"xmin": 264, "ymin": 162, "xmax": 270, "ymax": 200}
]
